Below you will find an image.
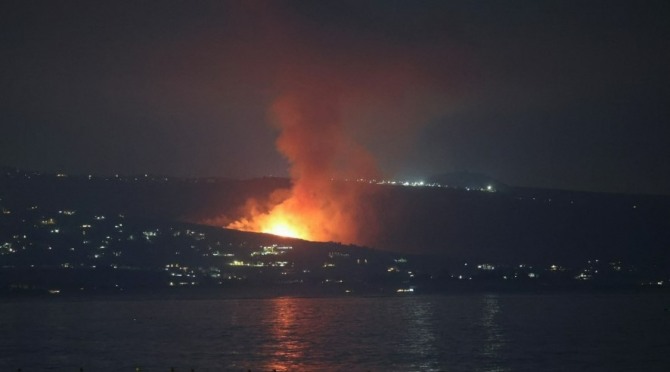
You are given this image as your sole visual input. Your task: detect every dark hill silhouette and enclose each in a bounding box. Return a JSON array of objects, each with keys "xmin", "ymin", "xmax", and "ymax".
[
  {"xmin": 370, "ymin": 184, "xmax": 670, "ymax": 267},
  {"xmin": 1, "ymin": 168, "xmax": 669, "ymax": 268},
  {"xmin": 428, "ymin": 171, "xmax": 510, "ymax": 192}
]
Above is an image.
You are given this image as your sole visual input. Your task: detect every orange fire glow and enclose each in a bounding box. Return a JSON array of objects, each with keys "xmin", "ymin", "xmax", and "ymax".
[
  {"xmin": 226, "ymin": 194, "xmax": 316, "ymax": 241},
  {"xmin": 259, "ymin": 213, "xmax": 308, "ymax": 240},
  {"xmin": 216, "ymin": 1, "xmax": 449, "ymax": 248},
  {"xmin": 225, "ymin": 86, "xmax": 381, "ymax": 245},
  {"xmin": 265, "ymin": 221, "xmax": 299, "ymax": 238},
  {"xmin": 226, "ymin": 177, "xmax": 376, "ymax": 244}
]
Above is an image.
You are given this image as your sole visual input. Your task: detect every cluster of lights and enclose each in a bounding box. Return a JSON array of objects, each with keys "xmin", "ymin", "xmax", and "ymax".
[{"xmin": 351, "ymin": 178, "xmax": 497, "ymax": 192}]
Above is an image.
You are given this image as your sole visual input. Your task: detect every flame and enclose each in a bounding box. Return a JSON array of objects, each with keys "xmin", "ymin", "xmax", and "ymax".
[
  {"xmin": 227, "ymin": 179, "xmax": 374, "ymax": 244},
  {"xmin": 227, "ymin": 199, "xmax": 314, "ymax": 241},
  {"xmin": 215, "ymin": 2, "xmax": 451, "ymax": 248},
  {"xmin": 225, "ymin": 89, "xmax": 380, "ymax": 245},
  {"xmin": 265, "ymin": 223, "xmax": 297, "ymax": 238},
  {"xmin": 261, "ymin": 215, "xmax": 306, "ymax": 239}
]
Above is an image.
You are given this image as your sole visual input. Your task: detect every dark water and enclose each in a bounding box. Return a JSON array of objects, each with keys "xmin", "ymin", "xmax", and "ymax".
[{"xmin": 1, "ymin": 293, "xmax": 669, "ymax": 371}]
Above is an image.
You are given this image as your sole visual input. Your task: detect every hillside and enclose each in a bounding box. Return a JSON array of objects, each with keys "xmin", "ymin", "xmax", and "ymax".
[{"xmin": 2, "ymin": 167, "xmax": 669, "ymax": 267}]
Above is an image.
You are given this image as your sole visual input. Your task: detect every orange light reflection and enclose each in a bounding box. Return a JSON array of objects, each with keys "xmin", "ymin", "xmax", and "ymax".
[{"xmin": 264, "ymin": 297, "xmax": 306, "ymax": 371}]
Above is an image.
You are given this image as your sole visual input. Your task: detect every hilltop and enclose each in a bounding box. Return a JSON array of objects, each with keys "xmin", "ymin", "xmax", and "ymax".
[{"xmin": 1, "ymin": 168, "xmax": 669, "ymax": 295}]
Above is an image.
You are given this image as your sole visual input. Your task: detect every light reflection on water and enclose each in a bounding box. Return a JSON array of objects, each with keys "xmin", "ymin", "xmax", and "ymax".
[
  {"xmin": 1, "ymin": 294, "xmax": 670, "ymax": 371},
  {"xmin": 479, "ymin": 294, "xmax": 509, "ymax": 372},
  {"xmin": 399, "ymin": 298, "xmax": 440, "ymax": 371},
  {"xmin": 264, "ymin": 297, "xmax": 309, "ymax": 371}
]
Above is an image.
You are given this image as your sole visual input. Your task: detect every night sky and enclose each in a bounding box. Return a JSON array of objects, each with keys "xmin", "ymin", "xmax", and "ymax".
[{"xmin": 2, "ymin": 0, "xmax": 669, "ymax": 194}]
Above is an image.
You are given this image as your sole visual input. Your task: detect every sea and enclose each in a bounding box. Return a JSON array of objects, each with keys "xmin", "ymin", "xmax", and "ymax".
[{"xmin": 1, "ymin": 292, "xmax": 669, "ymax": 371}]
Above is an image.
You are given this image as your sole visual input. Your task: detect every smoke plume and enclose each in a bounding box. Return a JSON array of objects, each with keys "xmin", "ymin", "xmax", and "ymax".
[{"xmin": 224, "ymin": 2, "xmax": 453, "ymax": 245}]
